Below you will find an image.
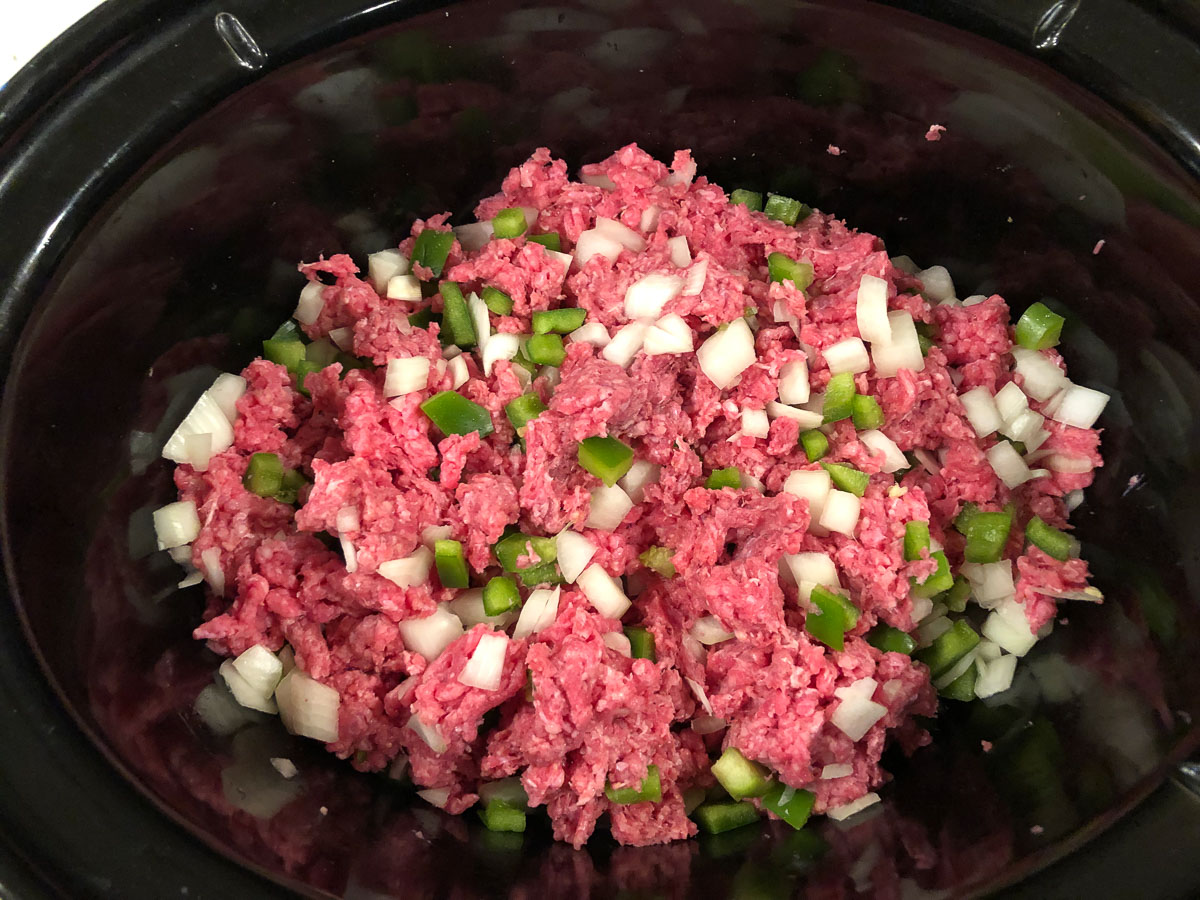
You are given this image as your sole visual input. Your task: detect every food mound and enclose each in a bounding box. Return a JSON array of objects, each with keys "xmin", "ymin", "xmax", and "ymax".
[{"xmin": 152, "ymin": 144, "xmax": 1107, "ymax": 847}]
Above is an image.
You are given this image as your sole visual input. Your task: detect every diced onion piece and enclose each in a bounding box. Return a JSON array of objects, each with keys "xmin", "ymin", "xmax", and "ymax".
[
  {"xmin": 959, "ymin": 386, "xmax": 1003, "ymax": 437},
  {"xmin": 691, "ymin": 715, "xmax": 727, "ymax": 735},
  {"xmin": 681, "ymin": 257, "xmax": 708, "ymax": 296},
  {"xmin": 827, "ymin": 792, "xmax": 881, "ymax": 821},
  {"xmin": 778, "ymin": 358, "xmax": 810, "ymax": 405},
  {"xmin": 453, "ymin": 221, "xmax": 493, "ymax": 252},
  {"xmin": 603, "ymin": 630, "xmax": 632, "ymax": 656},
  {"xmin": 468, "ymin": 291, "xmax": 491, "ymax": 355},
  {"xmin": 383, "ymin": 357, "xmax": 430, "ymax": 398},
  {"xmin": 482, "ymin": 332, "xmax": 521, "ymax": 376},
  {"xmin": 513, "ymin": 586, "xmax": 561, "ymax": 639},
  {"xmin": 1044, "ymin": 453, "xmax": 1093, "ymax": 474},
  {"xmin": 577, "ymin": 564, "xmax": 631, "ymax": 619},
  {"xmin": 639, "ymin": 204, "xmax": 661, "ymax": 233},
  {"xmin": 458, "ymin": 632, "xmax": 509, "ymax": 691},
  {"xmin": 586, "ymin": 483, "xmax": 634, "ymax": 531},
  {"xmin": 339, "ymin": 536, "xmax": 358, "ymax": 573},
  {"xmin": 200, "ymin": 547, "xmax": 224, "ymax": 594},
  {"xmin": 580, "ymin": 171, "xmax": 616, "ymax": 189},
  {"xmin": 625, "ymin": 273, "xmax": 684, "ymax": 320},
  {"xmin": 447, "ymin": 355, "xmax": 469, "ymax": 389},
  {"xmin": 207, "ymin": 373, "xmax": 247, "ymax": 424},
  {"xmin": 1003, "ymin": 408, "xmax": 1045, "ymax": 444},
  {"xmin": 697, "ymin": 318, "xmax": 756, "ymax": 389},
  {"xmin": 595, "ymin": 216, "xmax": 647, "ymax": 252},
  {"xmin": 220, "ymin": 659, "xmax": 278, "ymax": 714},
  {"xmin": 398, "ymin": 605, "xmax": 464, "ymax": 661},
  {"xmin": 782, "ymin": 552, "xmax": 839, "ymax": 602},
  {"xmin": 153, "ymin": 500, "xmax": 200, "ymax": 550},
  {"xmin": 232, "ymin": 645, "xmax": 284, "ymax": 700},
  {"xmin": 961, "ymin": 294, "xmax": 987, "ymax": 307},
  {"xmin": 986, "ymin": 441, "xmax": 1034, "ymax": 488},
  {"xmin": 619, "ymin": 459, "xmax": 661, "ymax": 505},
  {"xmin": 556, "ymin": 530, "xmax": 598, "ymax": 583},
  {"xmin": 544, "ymin": 249, "xmax": 574, "ymax": 280},
  {"xmin": 982, "ymin": 596, "xmax": 1038, "ymax": 656},
  {"xmin": 163, "ymin": 391, "xmax": 235, "ymax": 470},
  {"xmin": 295, "ymin": 282, "xmax": 325, "ymax": 326},
  {"xmin": 574, "ymin": 229, "xmax": 625, "ymax": 266},
  {"xmin": 667, "ymin": 235, "xmax": 691, "ymax": 267},
  {"xmin": 377, "ymin": 546, "xmax": 434, "ymax": 589},
  {"xmin": 739, "ymin": 408, "xmax": 769, "ymax": 439},
  {"xmin": 856, "ymin": 274, "xmax": 891, "ymax": 343},
  {"xmin": 917, "ymin": 616, "xmax": 952, "ymax": 647},
  {"xmin": 386, "ymin": 274, "xmax": 422, "ymax": 301},
  {"xmin": 449, "ymin": 588, "xmax": 515, "ymax": 629},
  {"xmin": 602, "ymin": 321, "xmax": 649, "ymax": 368},
  {"xmin": 916, "ymin": 265, "xmax": 955, "ymax": 302},
  {"xmin": 328, "ymin": 327, "xmax": 355, "ymax": 352},
  {"xmin": 367, "ymin": 249, "xmax": 410, "ymax": 292},
  {"xmin": 337, "ymin": 506, "xmax": 362, "ymax": 535},
  {"xmin": 831, "ymin": 693, "xmax": 888, "ymax": 741},
  {"xmin": 976, "ymin": 639, "xmax": 1003, "ymax": 662},
  {"xmin": 974, "ymin": 654, "xmax": 1017, "ymax": 698},
  {"xmin": 961, "ymin": 560, "xmax": 1015, "ymax": 608},
  {"xmin": 274, "ymin": 670, "xmax": 339, "ymax": 742},
  {"xmin": 933, "ymin": 648, "xmax": 979, "ymax": 690},
  {"xmin": 783, "ymin": 469, "xmax": 832, "ymax": 526},
  {"xmin": 1050, "ymin": 383, "xmax": 1109, "ymax": 429},
  {"xmin": 691, "ymin": 615, "xmax": 734, "ymax": 645},
  {"xmin": 871, "ymin": 311, "xmax": 925, "ymax": 377},
  {"xmin": 993, "ymin": 382, "xmax": 1028, "ymax": 424},
  {"xmin": 766, "ymin": 402, "xmax": 823, "ymax": 429},
  {"xmin": 857, "ymin": 430, "xmax": 907, "ymax": 473},
  {"xmin": 819, "ymin": 490, "xmax": 861, "ymax": 536},
  {"xmin": 570, "ymin": 322, "xmax": 611, "ymax": 348},
  {"xmin": 408, "ymin": 715, "xmax": 447, "ymax": 754},
  {"xmin": 642, "ymin": 313, "xmax": 694, "ymax": 356},
  {"xmin": 194, "ymin": 683, "xmax": 260, "ymax": 736},
  {"xmin": 824, "ymin": 337, "xmax": 870, "ymax": 375},
  {"xmin": 1012, "ymin": 347, "xmax": 1068, "ymax": 402},
  {"xmin": 683, "ymin": 677, "xmax": 714, "ymax": 715},
  {"xmin": 416, "ymin": 787, "xmax": 451, "ymax": 810}
]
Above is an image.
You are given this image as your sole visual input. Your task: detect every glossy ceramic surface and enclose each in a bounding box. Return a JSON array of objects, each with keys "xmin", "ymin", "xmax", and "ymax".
[{"xmin": 1, "ymin": 0, "xmax": 1199, "ymax": 897}]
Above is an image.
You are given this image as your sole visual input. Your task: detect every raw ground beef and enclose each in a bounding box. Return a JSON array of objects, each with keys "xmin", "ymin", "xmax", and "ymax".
[{"xmin": 160, "ymin": 145, "xmax": 1105, "ymax": 848}]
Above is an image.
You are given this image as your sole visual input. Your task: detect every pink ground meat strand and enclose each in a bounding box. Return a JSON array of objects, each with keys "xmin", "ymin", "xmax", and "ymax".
[{"xmin": 169, "ymin": 144, "xmax": 1104, "ymax": 847}]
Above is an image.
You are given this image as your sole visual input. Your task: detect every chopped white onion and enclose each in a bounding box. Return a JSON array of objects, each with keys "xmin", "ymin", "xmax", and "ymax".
[
  {"xmin": 377, "ymin": 546, "xmax": 434, "ymax": 589},
  {"xmin": 458, "ymin": 632, "xmax": 509, "ymax": 691},
  {"xmin": 398, "ymin": 605, "xmax": 464, "ymax": 661},
  {"xmin": 959, "ymin": 386, "xmax": 1002, "ymax": 437},
  {"xmin": 993, "ymin": 382, "xmax": 1028, "ymax": 423},
  {"xmin": 595, "ymin": 216, "xmax": 647, "ymax": 253},
  {"xmin": 739, "ymin": 408, "xmax": 769, "ymax": 439},
  {"xmin": 449, "ymin": 589, "xmax": 515, "ymax": 629},
  {"xmin": 625, "ymin": 273, "xmax": 684, "ymax": 320},
  {"xmin": 681, "ymin": 257, "xmax": 709, "ymax": 296},
  {"xmin": 1050, "ymin": 382, "xmax": 1109, "ymax": 429},
  {"xmin": 831, "ymin": 693, "xmax": 888, "ymax": 742},
  {"xmin": 274, "ymin": 670, "xmax": 339, "ymax": 742},
  {"xmin": 295, "ymin": 282, "xmax": 325, "ymax": 326},
  {"xmin": 339, "ymin": 536, "xmax": 358, "ymax": 573},
  {"xmin": 619, "ymin": 459, "xmax": 661, "ymax": 504},
  {"xmin": 766, "ymin": 402, "xmax": 823, "ymax": 429},
  {"xmin": 162, "ymin": 390, "xmax": 235, "ymax": 470},
  {"xmin": 857, "ymin": 430, "xmax": 907, "ymax": 473},
  {"xmin": 1011, "ymin": 347, "xmax": 1068, "ymax": 402},
  {"xmin": 544, "ymin": 250, "xmax": 575, "ymax": 286},
  {"xmin": 580, "ymin": 171, "xmax": 616, "ymax": 190},
  {"xmin": 586, "ymin": 483, "xmax": 633, "ymax": 531},
  {"xmin": 822, "ymin": 763, "xmax": 854, "ymax": 780},
  {"xmin": 453, "ymin": 221, "xmax": 493, "ymax": 252},
  {"xmin": 834, "ymin": 677, "xmax": 878, "ymax": 701},
  {"xmin": 577, "ymin": 564, "xmax": 631, "ymax": 619},
  {"xmin": 383, "ymin": 357, "xmax": 430, "ymax": 398},
  {"xmin": 1044, "ymin": 453, "xmax": 1093, "ymax": 474},
  {"xmin": 778, "ymin": 358, "xmax": 811, "ymax": 405},
  {"xmin": 200, "ymin": 547, "xmax": 224, "ymax": 594},
  {"xmin": 824, "ymin": 337, "xmax": 871, "ymax": 375},
  {"xmin": 513, "ymin": 586, "xmax": 561, "ymax": 639},
  {"xmin": 819, "ymin": 490, "xmax": 861, "ymax": 536},
  {"xmin": 386, "ymin": 274, "xmax": 422, "ymax": 301},
  {"xmin": 783, "ymin": 469, "xmax": 832, "ymax": 526},
  {"xmin": 468, "ymin": 291, "xmax": 491, "ymax": 355},
  {"xmin": 916, "ymin": 265, "xmax": 955, "ymax": 302},
  {"xmin": 328, "ymin": 327, "xmax": 355, "ymax": 352},
  {"xmin": 685, "ymin": 677, "xmax": 714, "ymax": 715},
  {"xmin": 827, "ymin": 792, "xmax": 881, "ymax": 822},
  {"xmin": 220, "ymin": 659, "xmax": 278, "ymax": 714},
  {"xmin": 974, "ymin": 653, "xmax": 1017, "ymax": 698},
  {"xmin": 268, "ymin": 757, "xmax": 297, "ymax": 779},
  {"xmin": 367, "ymin": 249, "xmax": 410, "ymax": 292},
  {"xmin": 986, "ymin": 441, "xmax": 1034, "ymax": 488},
  {"xmin": 639, "ymin": 204, "xmax": 661, "ymax": 233},
  {"xmin": 691, "ymin": 715, "xmax": 727, "ymax": 735},
  {"xmin": 153, "ymin": 500, "xmax": 200, "ymax": 550},
  {"xmin": 917, "ymin": 616, "xmax": 952, "ymax": 647},
  {"xmin": 482, "ymin": 332, "xmax": 521, "ymax": 376},
  {"xmin": 194, "ymin": 683, "xmax": 260, "ymax": 736},
  {"xmin": 1003, "ymin": 408, "xmax": 1045, "ymax": 444},
  {"xmin": 666, "ymin": 235, "xmax": 691, "ymax": 267},
  {"xmin": 569, "ymin": 322, "xmax": 611, "ymax": 348},
  {"xmin": 697, "ymin": 318, "xmax": 756, "ymax": 389},
  {"xmin": 447, "ymin": 355, "xmax": 469, "ymax": 389},
  {"xmin": 856, "ymin": 274, "xmax": 891, "ymax": 343},
  {"xmin": 556, "ymin": 530, "xmax": 598, "ymax": 582},
  {"xmin": 642, "ymin": 313, "xmax": 694, "ymax": 355},
  {"xmin": 207, "ymin": 373, "xmax": 247, "ymax": 424},
  {"xmin": 602, "ymin": 321, "xmax": 649, "ymax": 368},
  {"xmin": 602, "ymin": 630, "xmax": 632, "ymax": 656},
  {"xmin": 691, "ymin": 615, "xmax": 734, "ymax": 645},
  {"xmin": 961, "ymin": 294, "xmax": 988, "ymax": 307},
  {"xmin": 890, "ymin": 255, "xmax": 919, "ymax": 274},
  {"xmin": 933, "ymin": 648, "xmax": 979, "ymax": 690},
  {"xmin": 982, "ymin": 598, "xmax": 1039, "ymax": 657},
  {"xmin": 871, "ymin": 311, "xmax": 925, "ymax": 377},
  {"xmin": 573, "ymin": 229, "xmax": 625, "ymax": 266},
  {"xmin": 782, "ymin": 552, "xmax": 839, "ymax": 602},
  {"xmin": 408, "ymin": 715, "xmax": 447, "ymax": 754},
  {"xmin": 961, "ymin": 560, "xmax": 1015, "ymax": 608}
]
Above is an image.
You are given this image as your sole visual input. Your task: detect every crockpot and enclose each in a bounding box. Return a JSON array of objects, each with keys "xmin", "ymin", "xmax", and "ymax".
[{"xmin": 1, "ymin": 1, "xmax": 1199, "ymax": 896}]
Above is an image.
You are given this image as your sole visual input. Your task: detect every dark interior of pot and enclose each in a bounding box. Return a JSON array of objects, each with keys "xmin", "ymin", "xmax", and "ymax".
[{"xmin": 3, "ymin": 0, "xmax": 1200, "ymax": 896}]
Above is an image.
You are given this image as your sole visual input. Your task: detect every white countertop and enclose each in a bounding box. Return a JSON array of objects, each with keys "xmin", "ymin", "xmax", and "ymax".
[{"xmin": 1, "ymin": 0, "xmax": 108, "ymax": 87}]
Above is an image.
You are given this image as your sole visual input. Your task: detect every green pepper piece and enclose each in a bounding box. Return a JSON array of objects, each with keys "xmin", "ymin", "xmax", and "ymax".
[
  {"xmin": 822, "ymin": 462, "xmax": 869, "ymax": 497},
  {"xmin": 796, "ymin": 429, "xmax": 828, "ymax": 463},
  {"xmin": 518, "ymin": 561, "xmax": 562, "ymax": 587},
  {"xmin": 805, "ymin": 585, "xmax": 859, "ymax": 651},
  {"xmin": 767, "ymin": 252, "xmax": 814, "ymax": 291},
  {"xmin": 407, "ymin": 306, "xmax": 439, "ymax": 330},
  {"xmin": 274, "ymin": 468, "xmax": 308, "ymax": 505},
  {"xmin": 526, "ymin": 333, "xmax": 566, "ymax": 366},
  {"xmin": 526, "ymin": 233, "xmax": 561, "ymax": 252},
  {"xmin": 711, "ymin": 748, "xmax": 772, "ymax": 800},
  {"xmin": 243, "ymin": 452, "xmax": 284, "ymax": 497},
  {"xmin": 411, "ymin": 228, "xmax": 455, "ymax": 278},
  {"xmin": 940, "ymin": 662, "xmax": 978, "ymax": 701},
  {"xmin": 263, "ymin": 338, "xmax": 306, "ymax": 372},
  {"xmin": 638, "ymin": 546, "xmax": 677, "ymax": 578},
  {"xmin": 960, "ymin": 509, "xmax": 1013, "ymax": 564},
  {"xmin": 491, "ymin": 207, "xmax": 528, "ymax": 239},
  {"xmin": 439, "ymin": 282, "xmax": 477, "ymax": 349},
  {"xmin": 605, "ymin": 765, "xmax": 662, "ymax": 804},
  {"xmin": 694, "ymin": 801, "xmax": 760, "ymax": 835},
  {"xmin": 1014, "ymin": 302, "xmax": 1065, "ymax": 350},
  {"xmin": 943, "ymin": 574, "xmax": 972, "ymax": 612},
  {"xmin": 482, "ymin": 286, "xmax": 514, "ymax": 316},
  {"xmin": 434, "ymin": 539, "xmax": 470, "ymax": 589},
  {"xmin": 851, "ymin": 394, "xmax": 885, "ymax": 429},
  {"xmin": 292, "ymin": 359, "xmax": 323, "ymax": 397},
  {"xmin": 911, "ymin": 550, "xmax": 954, "ymax": 598},
  {"xmin": 577, "ymin": 436, "xmax": 634, "ymax": 486},
  {"xmin": 532, "ymin": 308, "xmax": 587, "ymax": 334},
  {"xmin": 482, "ymin": 575, "xmax": 521, "ymax": 616},
  {"xmin": 706, "ymin": 466, "xmax": 742, "ymax": 490},
  {"xmin": 763, "ymin": 193, "xmax": 810, "ymax": 226},
  {"xmin": 730, "ymin": 189, "xmax": 763, "ymax": 211},
  {"xmin": 420, "ymin": 390, "xmax": 494, "ymax": 437},
  {"xmin": 822, "ymin": 372, "xmax": 856, "ymax": 423},
  {"xmin": 270, "ymin": 319, "xmax": 304, "ymax": 342},
  {"xmin": 1025, "ymin": 516, "xmax": 1072, "ymax": 561},
  {"xmin": 504, "ymin": 393, "xmax": 547, "ymax": 435},
  {"xmin": 903, "ymin": 521, "xmax": 931, "ymax": 562},
  {"xmin": 493, "ymin": 532, "xmax": 556, "ymax": 571},
  {"xmin": 625, "ymin": 626, "xmax": 656, "ymax": 661},
  {"xmin": 866, "ymin": 624, "xmax": 916, "ymax": 655},
  {"xmin": 917, "ymin": 619, "xmax": 980, "ymax": 678},
  {"xmin": 759, "ymin": 782, "xmax": 816, "ymax": 830},
  {"xmin": 478, "ymin": 798, "xmax": 527, "ymax": 832}
]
